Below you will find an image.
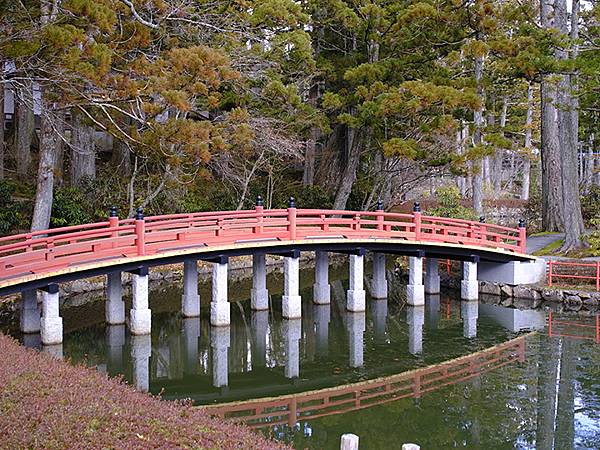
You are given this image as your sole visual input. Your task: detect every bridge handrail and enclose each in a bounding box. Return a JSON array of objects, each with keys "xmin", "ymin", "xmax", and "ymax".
[{"xmin": 0, "ymin": 208, "xmax": 526, "ymax": 281}]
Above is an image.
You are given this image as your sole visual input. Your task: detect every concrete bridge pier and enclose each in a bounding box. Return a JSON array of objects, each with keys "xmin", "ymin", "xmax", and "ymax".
[
  {"xmin": 251, "ymin": 310, "xmax": 268, "ymax": 368},
  {"xmin": 461, "ymin": 301, "xmax": 479, "ymax": 338},
  {"xmin": 425, "ymin": 258, "xmax": 440, "ymax": 294},
  {"xmin": 211, "ymin": 326, "xmax": 230, "ymax": 387},
  {"xmin": 182, "ymin": 318, "xmax": 200, "ymax": 374},
  {"xmin": 40, "ymin": 284, "xmax": 62, "ymax": 345},
  {"xmin": 131, "ymin": 334, "xmax": 151, "ymax": 392},
  {"xmin": 251, "ymin": 254, "xmax": 269, "ymax": 310},
  {"xmin": 20, "ymin": 289, "xmax": 40, "ymax": 334},
  {"xmin": 211, "ymin": 257, "xmax": 230, "ymax": 326},
  {"xmin": 283, "ymin": 253, "xmax": 302, "ymax": 319},
  {"xmin": 407, "ymin": 306, "xmax": 425, "ymax": 355},
  {"xmin": 426, "ymin": 294, "xmax": 441, "ymax": 330},
  {"xmin": 461, "ymin": 261, "xmax": 479, "ymax": 301},
  {"xmin": 314, "ymin": 304, "xmax": 330, "ymax": 356},
  {"xmin": 106, "ymin": 324, "xmax": 125, "ymax": 375},
  {"xmin": 129, "ymin": 267, "xmax": 151, "ymax": 335},
  {"xmin": 371, "ymin": 253, "xmax": 388, "ymax": 299},
  {"xmin": 283, "ymin": 319, "xmax": 301, "ymax": 378},
  {"xmin": 313, "ymin": 251, "xmax": 331, "ymax": 304},
  {"xmin": 348, "ymin": 312, "xmax": 366, "ymax": 368},
  {"xmin": 407, "ymin": 256, "xmax": 425, "ymax": 306},
  {"xmin": 106, "ymin": 272, "xmax": 125, "ymax": 325},
  {"xmin": 347, "ymin": 251, "xmax": 366, "ymax": 312},
  {"xmin": 182, "ymin": 259, "xmax": 200, "ymax": 317},
  {"xmin": 372, "ymin": 299, "xmax": 388, "ymax": 341}
]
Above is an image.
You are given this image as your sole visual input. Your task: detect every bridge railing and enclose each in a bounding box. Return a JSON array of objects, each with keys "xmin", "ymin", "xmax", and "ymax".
[{"xmin": 0, "ymin": 206, "xmax": 526, "ymax": 281}]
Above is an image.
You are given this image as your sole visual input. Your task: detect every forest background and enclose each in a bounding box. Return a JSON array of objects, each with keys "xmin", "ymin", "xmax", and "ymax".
[{"xmin": 1, "ymin": 0, "xmax": 600, "ymax": 252}]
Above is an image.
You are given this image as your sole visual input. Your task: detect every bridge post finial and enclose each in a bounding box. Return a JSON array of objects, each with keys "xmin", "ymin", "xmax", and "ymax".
[
  {"xmin": 108, "ymin": 206, "xmax": 119, "ymax": 238},
  {"xmin": 288, "ymin": 196, "xmax": 296, "ymax": 209},
  {"xmin": 256, "ymin": 195, "xmax": 263, "ymax": 207},
  {"xmin": 376, "ymin": 198, "xmax": 383, "ymax": 211},
  {"xmin": 136, "ymin": 207, "xmax": 144, "ymax": 220},
  {"xmin": 413, "ymin": 202, "xmax": 421, "ymax": 212},
  {"xmin": 479, "ymin": 216, "xmax": 485, "ymax": 223},
  {"xmin": 110, "ymin": 206, "xmax": 118, "ymax": 217},
  {"xmin": 518, "ymin": 219, "xmax": 526, "ymax": 228}
]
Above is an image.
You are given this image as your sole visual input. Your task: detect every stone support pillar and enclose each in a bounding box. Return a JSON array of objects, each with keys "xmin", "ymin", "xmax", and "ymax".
[
  {"xmin": 426, "ymin": 294, "xmax": 441, "ymax": 330},
  {"xmin": 106, "ymin": 272, "xmax": 125, "ymax": 325},
  {"xmin": 131, "ymin": 334, "xmax": 151, "ymax": 392},
  {"xmin": 407, "ymin": 257, "xmax": 425, "ymax": 306},
  {"xmin": 130, "ymin": 268, "xmax": 151, "ymax": 335},
  {"xmin": 283, "ymin": 319, "xmax": 301, "ymax": 378},
  {"xmin": 461, "ymin": 261, "xmax": 479, "ymax": 301},
  {"xmin": 347, "ymin": 253, "xmax": 366, "ymax": 312},
  {"xmin": 211, "ymin": 326, "xmax": 230, "ymax": 387},
  {"xmin": 371, "ymin": 253, "xmax": 388, "ymax": 299},
  {"xmin": 283, "ymin": 255, "xmax": 301, "ymax": 319},
  {"xmin": 20, "ymin": 289, "xmax": 40, "ymax": 334},
  {"xmin": 407, "ymin": 306, "xmax": 425, "ymax": 355},
  {"xmin": 211, "ymin": 259, "xmax": 230, "ymax": 326},
  {"xmin": 251, "ymin": 310, "xmax": 268, "ymax": 368},
  {"xmin": 462, "ymin": 301, "xmax": 479, "ymax": 338},
  {"xmin": 40, "ymin": 284, "xmax": 62, "ymax": 345},
  {"xmin": 348, "ymin": 312, "xmax": 366, "ymax": 368},
  {"xmin": 182, "ymin": 259, "xmax": 200, "ymax": 317},
  {"xmin": 313, "ymin": 251, "xmax": 331, "ymax": 304},
  {"xmin": 251, "ymin": 254, "xmax": 269, "ymax": 310},
  {"xmin": 425, "ymin": 258, "xmax": 440, "ymax": 294}
]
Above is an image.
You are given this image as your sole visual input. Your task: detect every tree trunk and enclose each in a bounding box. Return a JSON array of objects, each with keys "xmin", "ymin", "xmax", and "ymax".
[
  {"xmin": 70, "ymin": 109, "xmax": 96, "ymax": 186},
  {"xmin": 16, "ymin": 93, "xmax": 34, "ymax": 181},
  {"xmin": 493, "ymin": 95, "xmax": 508, "ymax": 194},
  {"xmin": 521, "ymin": 82, "xmax": 534, "ymax": 200},
  {"xmin": 111, "ymin": 138, "xmax": 132, "ymax": 177},
  {"xmin": 472, "ymin": 50, "xmax": 484, "ymax": 215},
  {"xmin": 540, "ymin": 0, "xmax": 563, "ymax": 231},
  {"xmin": 31, "ymin": 105, "xmax": 64, "ymax": 231},
  {"xmin": 557, "ymin": 0, "xmax": 585, "ymax": 250},
  {"xmin": 333, "ymin": 125, "xmax": 361, "ymax": 210}
]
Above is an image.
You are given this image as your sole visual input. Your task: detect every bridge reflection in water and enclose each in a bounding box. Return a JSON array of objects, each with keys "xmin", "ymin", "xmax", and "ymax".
[{"xmin": 203, "ymin": 336, "xmax": 526, "ymax": 429}]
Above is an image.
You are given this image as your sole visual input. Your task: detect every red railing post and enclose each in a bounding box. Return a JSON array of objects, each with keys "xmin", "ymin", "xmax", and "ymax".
[
  {"xmin": 109, "ymin": 206, "xmax": 119, "ymax": 247},
  {"xmin": 518, "ymin": 219, "xmax": 526, "ymax": 253},
  {"xmin": 479, "ymin": 216, "xmax": 487, "ymax": 245},
  {"xmin": 548, "ymin": 258, "xmax": 553, "ymax": 287},
  {"xmin": 548, "ymin": 311, "xmax": 553, "ymax": 337},
  {"xmin": 353, "ymin": 213, "xmax": 361, "ymax": 232},
  {"xmin": 135, "ymin": 207, "xmax": 145, "ymax": 256},
  {"xmin": 287, "ymin": 197, "xmax": 297, "ymax": 240},
  {"xmin": 596, "ymin": 261, "xmax": 599, "ymax": 292},
  {"xmin": 376, "ymin": 199, "xmax": 384, "ymax": 232},
  {"xmin": 254, "ymin": 195, "xmax": 264, "ymax": 235},
  {"xmin": 413, "ymin": 202, "xmax": 422, "ymax": 241}
]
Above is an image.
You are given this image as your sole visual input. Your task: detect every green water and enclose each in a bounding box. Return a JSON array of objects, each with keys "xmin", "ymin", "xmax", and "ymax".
[{"xmin": 19, "ymin": 265, "xmax": 600, "ymax": 449}]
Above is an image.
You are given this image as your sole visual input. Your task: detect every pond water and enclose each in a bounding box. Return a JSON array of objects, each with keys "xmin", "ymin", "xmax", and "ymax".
[{"xmin": 15, "ymin": 263, "xmax": 600, "ymax": 449}]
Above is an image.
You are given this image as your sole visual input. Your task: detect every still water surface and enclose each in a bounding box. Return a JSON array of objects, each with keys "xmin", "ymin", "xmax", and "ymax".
[{"xmin": 20, "ymin": 264, "xmax": 600, "ymax": 449}]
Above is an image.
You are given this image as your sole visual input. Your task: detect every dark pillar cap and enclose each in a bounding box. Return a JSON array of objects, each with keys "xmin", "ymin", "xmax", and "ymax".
[
  {"xmin": 413, "ymin": 202, "xmax": 421, "ymax": 212},
  {"xmin": 110, "ymin": 206, "xmax": 118, "ymax": 217},
  {"xmin": 288, "ymin": 197, "xmax": 296, "ymax": 208},
  {"xmin": 136, "ymin": 207, "xmax": 144, "ymax": 220},
  {"xmin": 256, "ymin": 195, "xmax": 263, "ymax": 207}
]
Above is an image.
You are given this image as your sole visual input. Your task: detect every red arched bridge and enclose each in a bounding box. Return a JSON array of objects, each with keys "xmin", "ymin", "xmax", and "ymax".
[{"xmin": 2, "ymin": 199, "xmax": 541, "ymax": 346}]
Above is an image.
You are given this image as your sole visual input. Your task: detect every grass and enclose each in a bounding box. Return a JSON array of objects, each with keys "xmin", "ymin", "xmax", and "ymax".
[
  {"xmin": 529, "ymin": 231, "xmax": 563, "ymax": 237},
  {"xmin": 533, "ymin": 239, "xmax": 564, "ymax": 256}
]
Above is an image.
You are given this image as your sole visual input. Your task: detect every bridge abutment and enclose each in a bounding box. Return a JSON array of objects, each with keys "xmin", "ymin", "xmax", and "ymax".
[
  {"xmin": 129, "ymin": 268, "xmax": 151, "ymax": 335},
  {"xmin": 106, "ymin": 272, "xmax": 125, "ymax": 325},
  {"xmin": 371, "ymin": 253, "xmax": 388, "ymax": 299},
  {"xmin": 461, "ymin": 261, "xmax": 479, "ymax": 301},
  {"xmin": 40, "ymin": 284, "xmax": 62, "ymax": 345},
  {"xmin": 251, "ymin": 254, "xmax": 269, "ymax": 310},
  {"xmin": 211, "ymin": 259, "xmax": 230, "ymax": 326},
  {"xmin": 20, "ymin": 289, "xmax": 40, "ymax": 334},
  {"xmin": 283, "ymin": 255, "xmax": 302, "ymax": 319},
  {"xmin": 211, "ymin": 326, "xmax": 230, "ymax": 387},
  {"xmin": 425, "ymin": 258, "xmax": 440, "ymax": 294},
  {"xmin": 347, "ymin": 253, "xmax": 366, "ymax": 312},
  {"xmin": 407, "ymin": 256, "xmax": 425, "ymax": 306},
  {"xmin": 182, "ymin": 259, "xmax": 200, "ymax": 317},
  {"xmin": 313, "ymin": 251, "xmax": 331, "ymax": 304}
]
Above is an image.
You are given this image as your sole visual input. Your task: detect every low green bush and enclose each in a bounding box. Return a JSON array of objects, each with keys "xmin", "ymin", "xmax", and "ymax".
[
  {"xmin": 427, "ymin": 186, "xmax": 477, "ymax": 220},
  {"xmin": 50, "ymin": 187, "xmax": 94, "ymax": 228},
  {"xmin": 0, "ymin": 179, "xmax": 21, "ymax": 235}
]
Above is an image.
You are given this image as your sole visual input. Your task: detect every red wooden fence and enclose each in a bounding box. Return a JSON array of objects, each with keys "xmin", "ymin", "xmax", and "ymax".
[
  {"xmin": 547, "ymin": 258, "xmax": 600, "ymax": 291},
  {"xmin": 548, "ymin": 311, "xmax": 600, "ymax": 343},
  {"xmin": 0, "ymin": 206, "xmax": 526, "ymax": 284}
]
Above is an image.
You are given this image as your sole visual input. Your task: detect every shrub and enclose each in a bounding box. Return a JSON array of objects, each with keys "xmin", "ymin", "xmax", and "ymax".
[
  {"xmin": 427, "ymin": 186, "xmax": 477, "ymax": 220},
  {"xmin": 50, "ymin": 186, "xmax": 94, "ymax": 228},
  {"xmin": 581, "ymin": 185, "xmax": 600, "ymax": 228},
  {"xmin": 0, "ymin": 179, "xmax": 21, "ymax": 235}
]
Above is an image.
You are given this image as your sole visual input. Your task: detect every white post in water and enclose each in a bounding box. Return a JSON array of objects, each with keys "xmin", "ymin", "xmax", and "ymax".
[
  {"xmin": 461, "ymin": 261, "xmax": 479, "ymax": 301},
  {"xmin": 407, "ymin": 306, "xmax": 425, "ymax": 355},
  {"xmin": 211, "ymin": 258, "xmax": 230, "ymax": 326},
  {"xmin": 425, "ymin": 258, "xmax": 440, "ymax": 294},
  {"xmin": 461, "ymin": 301, "xmax": 479, "ymax": 338},
  {"xmin": 283, "ymin": 319, "xmax": 301, "ymax": 378},
  {"xmin": 313, "ymin": 251, "xmax": 331, "ymax": 304},
  {"xmin": 182, "ymin": 259, "xmax": 200, "ymax": 317},
  {"xmin": 340, "ymin": 433, "xmax": 359, "ymax": 450},
  {"xmin": 407, "ymin": 256, "xmax": 425, "ymax": 306},
  {"xmin": 348, "ymin": 312, "xmax": 366, "ymax": 368},
  {"xmin": 40, "ymin": 284, "xmax": 62, "ymax": 345},
  {"xmin": 211, "ymin": 326, "xmax": 230, "ymax": 387},
  {"xmin": 347, "ymin": 252, "xmax": 366, "ymax": 312},
  {"xmin": 131, "ymin": 334, "xmax": 151, "ymax": 392},
  {"xmin": 129, "ymin": 268, "xmax": 151, "ymax": 335},
  {"xmin": 106, "ymin": 272, "xmax": 125, "ymax": 325},
  {"xmin": 371, "ymin": 253, "xmax": 388, "ymax": 299},
  {"xmin": 251, "ymin": 253, "xmax": 269, "ymax": 310},
  {"xmin": 402, "ymin": 444, "xmax": 421, "ymax": 450},
  {"xmin": 283, "ymin": 253, "xmax": 302, "ymax": 319},
  {"xmin": 20, "ymin": 289, "xmax": 40, "ymax": 334}
]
